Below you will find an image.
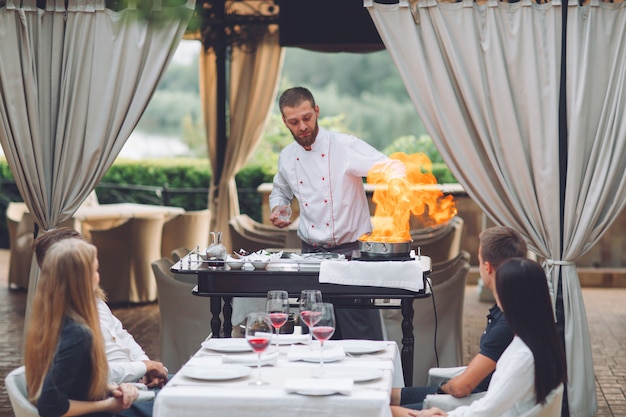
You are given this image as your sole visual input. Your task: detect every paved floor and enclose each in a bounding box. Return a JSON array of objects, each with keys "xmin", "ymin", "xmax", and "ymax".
[{"xmin": 0, "ymin": 249, "xmax": 624, "ymax": 416}]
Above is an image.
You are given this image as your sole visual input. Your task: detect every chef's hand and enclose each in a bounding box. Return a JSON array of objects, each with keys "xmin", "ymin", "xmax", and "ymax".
[{"xmin": 270, "ymin": 205, "xmax": 292, "ymax": 228}]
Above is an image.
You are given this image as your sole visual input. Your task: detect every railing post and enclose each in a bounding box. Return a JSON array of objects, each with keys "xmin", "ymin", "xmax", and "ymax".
[{"xmin": 162, "ymin": 183, "xmax": 170, "ymax": 206}]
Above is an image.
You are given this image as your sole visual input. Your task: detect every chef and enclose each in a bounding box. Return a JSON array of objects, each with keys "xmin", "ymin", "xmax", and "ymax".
[{"xmin": 269, "ymin": 86, "xmax": 406, "ymax": 340}]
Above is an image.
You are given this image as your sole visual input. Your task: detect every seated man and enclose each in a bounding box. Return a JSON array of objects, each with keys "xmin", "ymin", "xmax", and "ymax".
[
  {"xmin": 391, "ymin": 226, "xmax": 527, "ymax": 409},
  {"xmin": 33, "ymin": 227, "xmax": 168, "ymax": 417}
]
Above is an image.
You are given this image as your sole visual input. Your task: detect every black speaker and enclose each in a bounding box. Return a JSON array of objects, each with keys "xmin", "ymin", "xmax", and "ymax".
[{"xmin": 278, "ymin": 0, "xmax": 385, "ymax": 52}]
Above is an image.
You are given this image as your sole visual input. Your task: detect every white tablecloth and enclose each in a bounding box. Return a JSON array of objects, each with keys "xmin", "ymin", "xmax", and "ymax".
[
  {"xmin": 74, "ymin": 203, "xmax": 184, "ymax": 221},
  {"xmin": 154, "ymin": 339, "xmax": 402, "ymax": 417}
]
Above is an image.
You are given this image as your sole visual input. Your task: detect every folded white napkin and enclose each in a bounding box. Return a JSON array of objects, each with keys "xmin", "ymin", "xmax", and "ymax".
[
  {"xmin": 287, "ymin": 345, "xmax": 345, "ymax": 362},
  {"xmin": 222, "ymin": 351, "xmax": 278, "ymax": 366},
  {"xmin": 319, "ymin": 260, "xmax": 424, "ymax": 292},
  {"xmin": 284, "ymin": 378, "xmax": 353, "ymax": 396},
  {"xmin": 273, "ymin": 333, "xmax": 310, "ymax": 345}
]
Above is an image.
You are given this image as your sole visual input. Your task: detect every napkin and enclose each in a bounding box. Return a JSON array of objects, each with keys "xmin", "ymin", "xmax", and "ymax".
[
  {"xmin": 319, "ymin": 260, "xmax": 424, "ymax": 292},
  {"xmin": 284, "ymin": 378, "xmax": 353, "ymax": 396},
  {"xmin": 222, "ymin": 351, "xmax": 278, "ymax": 366},
  {"xmin": 273, "ymin": 333, "xmax": 310, "ymax": 345},
  {"xmin": 287, "ymin": 345, "xmax": 346, "ymax": 362}
]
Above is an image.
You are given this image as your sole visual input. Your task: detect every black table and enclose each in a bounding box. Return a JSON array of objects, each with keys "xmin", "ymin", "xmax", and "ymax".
[{"xmin": 172, "ymin": 256, "xmax": 430, "ymax": 386}]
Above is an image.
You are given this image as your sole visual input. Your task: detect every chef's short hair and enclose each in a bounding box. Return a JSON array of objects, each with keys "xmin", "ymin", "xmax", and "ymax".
[{"xmin": 279, "ymin": 86, "xmax": 316, "ymax": 112}]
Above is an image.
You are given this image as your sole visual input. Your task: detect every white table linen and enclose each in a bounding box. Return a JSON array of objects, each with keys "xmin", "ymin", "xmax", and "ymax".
[
  {"xmin": 154, "ymin": 339, "xmax": 401, "ymax": 417},
  {"xmin": 319, "ymin": 260, "xmax": 425, "ymax": 292}
]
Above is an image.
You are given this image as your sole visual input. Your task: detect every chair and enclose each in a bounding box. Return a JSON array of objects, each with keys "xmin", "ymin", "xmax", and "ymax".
[
  {"xmin": 171, "ymin": 246, "xmax": 191, "ymax": 263},
  {"xmin": 383, "ymin": 250, "xmax": 470, "ymax": 385},
  {"xmin": 5, "ymin": 366, "xmax": 39, "ymax": 417},
  {"xmin": 6, "ymin": 206, "xmax": 75, "ymax": 290},
  {"xmin": 90, "ymin": 215, "xmax": 165, "ymax": 304},
  {"xmin": 152, "ymin": 257, "xmax": 214, "ymax": 373},
  {"xmin": 410, "ymin": 216, "xmax": 464, "ymax": 264},
  {"xmin": 229, "ymin": 214, "xmax": 287, "ymax": 252},
  {"xmin": 161, "ymin": 209, "xmax": 210, "ymax": 258},
  {"xmin": 424, "ymin": 383, "xmax": 563, "ymax": 417},
  {"xmin": 6, "ymin": 205, "xmax": 34, "ymax": 290}
]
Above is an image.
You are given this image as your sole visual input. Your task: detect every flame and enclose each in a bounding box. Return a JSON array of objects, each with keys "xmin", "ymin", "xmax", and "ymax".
[{"xmin": 360, "ymin": 152, "xmax": 457, "ymax": 242}]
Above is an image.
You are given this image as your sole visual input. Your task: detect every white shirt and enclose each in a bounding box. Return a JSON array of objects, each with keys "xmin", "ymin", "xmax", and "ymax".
[
  {"xmin": 270, "ymin": 128, "xmax": 404, "ymax": 247},
  {"xmin": 97, "ymin": 299, "xmax": 149, "ymax": 383},
  {"xmin": 448, "ymin": 336, "xmax": 536, "ymax": 417}
]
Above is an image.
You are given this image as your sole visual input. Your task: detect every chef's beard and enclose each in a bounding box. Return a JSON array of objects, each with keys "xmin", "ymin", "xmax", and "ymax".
[{"xmin": 292, "ymin": 123, "xmax": 319, "ymax": 150}]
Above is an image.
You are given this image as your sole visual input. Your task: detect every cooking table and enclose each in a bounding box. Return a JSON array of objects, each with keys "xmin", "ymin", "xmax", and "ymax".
[
  {"xmin": 153, "ymin": 338, "xmax": 400, "ymax": 417},
  {"xmin": 172, "ymin": 255, "xmax": 430, "ymax": 386}
]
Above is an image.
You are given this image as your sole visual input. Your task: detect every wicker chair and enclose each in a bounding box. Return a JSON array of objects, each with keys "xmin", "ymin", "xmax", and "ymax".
[
  {"xmin": 383, "ymin": 250, "xmax": 470, "ymax": 385},
  {"xmin": 152, "ymin": 257, "xmax": 214, "ymax": 372},
  {"xmin": 90, "ymin": 215, "xmax": 165, "ymax": 304},
  {"xmin": 161, "ymin": 209, "xmax": 210, "ymax": 258}
]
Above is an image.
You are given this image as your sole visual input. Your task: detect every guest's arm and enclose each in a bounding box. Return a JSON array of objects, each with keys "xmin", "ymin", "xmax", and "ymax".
[{"xmin": 438, "ymin": 354, "xmax": 495, "ymax": 398}]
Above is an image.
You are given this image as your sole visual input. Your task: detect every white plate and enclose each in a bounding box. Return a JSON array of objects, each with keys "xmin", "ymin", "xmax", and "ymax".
[
  {"xmin": 341, "ymin": 341, "xmax": 387, "ymax": 355},
  {"xmin": 310, "ymin": 366, "xmax": 384, "ymax": 382},
  {"xmin": 201, "ymin": 339, "xmax": 253, "ymax": 353},
  {"xmin": 182, "ymin": 365, "xmax": 251, "ymax": 381}
]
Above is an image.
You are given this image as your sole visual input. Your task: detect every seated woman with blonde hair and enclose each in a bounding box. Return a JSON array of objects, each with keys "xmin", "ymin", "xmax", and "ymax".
[
  {"xmin": 25, "ymin": 238, "xmax": 139, "ymax": 416},
  {"xmin": 392, "ymin": 258, "xmax": 567, "ymax": 417}
]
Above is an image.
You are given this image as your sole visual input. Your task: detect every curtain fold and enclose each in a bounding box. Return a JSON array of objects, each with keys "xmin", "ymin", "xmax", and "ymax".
[
  {"xmin": 199, "ymin": 30, "xmax": 284, "ymax": 250},
  {"xmin": 0, "ymin": 0, "xmax": 194, "ymax": 321},
  {"xmin": 366, "ymin": 0, "xmax": 615, "ymax": 415},
  {"xmin": 559, "ymin": 0, "xmax": 626, "ymax": 415}
]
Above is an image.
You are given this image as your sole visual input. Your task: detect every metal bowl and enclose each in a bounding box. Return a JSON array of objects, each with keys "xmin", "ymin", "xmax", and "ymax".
[{"xmin": 358, "ymin": 237, "xmax": 413, "ymax": 257}]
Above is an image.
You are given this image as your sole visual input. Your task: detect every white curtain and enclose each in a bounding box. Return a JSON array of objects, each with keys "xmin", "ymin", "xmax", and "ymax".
[
  {"xmin": 199, "ymin": 30, "xmax": 284, "ymax": 250},
  {"xmin": 366, "ymin": 0, "xmax": 626, "ymax": 415},
  {"xmin": 0, "ymin": 0, "xmax": 194, "ymax": 319}
]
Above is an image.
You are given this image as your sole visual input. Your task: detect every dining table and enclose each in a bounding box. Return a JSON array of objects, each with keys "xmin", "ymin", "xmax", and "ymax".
[
  {"xmin": 153, "ymin": 337, "xmax": 403, "ymax": 417},
  {"xmin": 172, "ymin": 253, "xmax": 431, "ymax": 386}
]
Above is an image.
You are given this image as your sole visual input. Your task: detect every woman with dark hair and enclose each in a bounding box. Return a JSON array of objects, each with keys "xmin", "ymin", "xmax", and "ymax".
[{"xmin": 392, "ymin": 257, "xmax": 567, "ymax": 417}]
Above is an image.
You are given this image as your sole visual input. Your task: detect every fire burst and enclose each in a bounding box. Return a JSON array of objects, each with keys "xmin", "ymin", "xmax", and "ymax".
[{"xmin": 362, "ymin": 152, "xmax": 457, "ymax": 242}]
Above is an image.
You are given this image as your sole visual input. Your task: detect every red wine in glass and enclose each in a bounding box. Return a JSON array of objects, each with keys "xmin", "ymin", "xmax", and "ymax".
[
  {"xmin": 266, "ymin": 290, "xmax": 289, "ymax": 351},
  {"xmin": 247, "ymin": 337, "xmax": 271, "ymax": 353},
  {"xmin": 310, "ymin": 303, "xmax": 335, "ymax": 375},
  {"xmin": 311, "ymin": 326, "xmax": 335, "ymax": 343},
  {"xmin": 269, "ymin": 312, "xmax": 288, "ymax": 329},
  {"xmin": 300, "ymin": 311, "xmax": 322, "ymax": 328},
  {"xmin": 245, "ymin": 312, "xmax": 272, "ymax": 386}
]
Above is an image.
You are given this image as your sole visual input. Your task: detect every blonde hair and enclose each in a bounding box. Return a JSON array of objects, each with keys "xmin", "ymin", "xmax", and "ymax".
[{"xmin": 24, "ymin": 238, "xmax": 109, "ymax": 402}]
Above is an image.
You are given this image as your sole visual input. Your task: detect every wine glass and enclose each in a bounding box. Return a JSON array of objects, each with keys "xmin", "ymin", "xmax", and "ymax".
[
  {"xmin": 266, "ymin": 290, "xmax": 289, "ymax": 352},
  {"xmin": 244, "ymin": 312, "xmax": 272, "ymax": 386},
  {"xmin": 310, "ymin": 302, "xmax": 335, "ymax": 375},
  {"xmin": 299, "ymin": 289, "xmax": 323, "ymax": 344}
]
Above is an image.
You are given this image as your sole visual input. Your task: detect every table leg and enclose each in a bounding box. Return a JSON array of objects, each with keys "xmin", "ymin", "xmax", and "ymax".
[
  {"xmin": 223, "ymin": 296, "xmax": 233, "ymax": 338},
  {"xmin": 400, "ymin": 298, "xmax": 415, "ymax": 387},
  {"xmin": 210, "ymin": 296, "xmax": 222, "ymax": 338}
]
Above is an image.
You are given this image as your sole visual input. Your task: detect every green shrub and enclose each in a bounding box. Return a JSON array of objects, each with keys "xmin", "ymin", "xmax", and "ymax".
[{"xmin": 0, "ymin": 157, "xmax": 456, "ymax": 248}]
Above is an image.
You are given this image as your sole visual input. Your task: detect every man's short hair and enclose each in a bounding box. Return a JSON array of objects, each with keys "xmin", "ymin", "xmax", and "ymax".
[
  {"xmin": 479, "ymin": 226, "xmax": 527, "ymax": 268},
  {"xmin": 279, "ymin": 86, "xmax": 316, "ymax": 113}
]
